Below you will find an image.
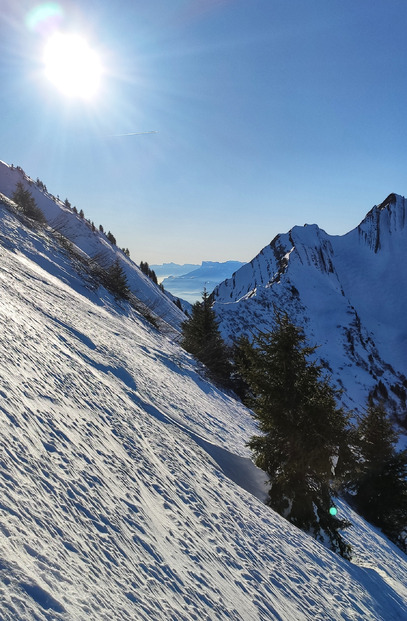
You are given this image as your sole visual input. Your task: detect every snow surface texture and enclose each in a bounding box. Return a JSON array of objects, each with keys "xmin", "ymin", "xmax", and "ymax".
[
  {"xmin": 0, "ymin": 197, "xmax": 406, "ymax": 619},
  {"xmin": 213, "ymin": 194, "xmax": 407, "ymax": 418},
  {"xmin": 0, "ymin": 161, "xmax": 185, "ymax": 333},
  {"xmin": 159, "ymin": 262, "xmax": 246, "ymax": 304}
]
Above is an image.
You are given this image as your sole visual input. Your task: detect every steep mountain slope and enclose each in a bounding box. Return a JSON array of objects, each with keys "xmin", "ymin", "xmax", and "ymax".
[
  {"xmin": 213, "ymin": 194, "xmax": 407, "ymax": 419},
  {"xmin": 161, "ymin": 261, "xmax": 245, "ymax": 303},
  {"xmin": 0, "ymin": 198, "xmax": 406, "ymax": 619},
  {"xmin": 0, "ymin": 161, "xmax": 185, "ymax": 332}
]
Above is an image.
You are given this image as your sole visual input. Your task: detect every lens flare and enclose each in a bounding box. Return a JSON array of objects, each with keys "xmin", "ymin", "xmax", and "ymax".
[
  {"xmin": 329, "ymin": 507, "xmax": 338, "ymax": 516},
  {"xmin": 26, "ymin": 3, "xmax": 64, "ymax": 35}
]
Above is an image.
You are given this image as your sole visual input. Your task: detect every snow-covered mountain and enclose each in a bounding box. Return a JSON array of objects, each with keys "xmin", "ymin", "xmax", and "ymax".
[
  {"xmin": 0, "ymin": 183, "xmax": 406, "ymax": 618},
  {"xmin": 161, "ymin": 261, "xmax": 246, "ymax": 303},
  {"xmin": 0, "ymin": 161, "xmax": 185, "ymax": 333},
  {"xmin": 213, "ymin": 194, "xmax": 407, "ymax": 422}
]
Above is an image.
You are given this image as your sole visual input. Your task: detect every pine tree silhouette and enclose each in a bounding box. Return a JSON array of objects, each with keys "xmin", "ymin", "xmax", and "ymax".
[
  {"xmin": 105, "ymin": 259, "xmax": 130, "ymax": 300},
  {"xmin": 181, "ymin": 289, "xmax": 230, "ymax": 384},
  {"xmin": 12, "ymin": 182, "xmax": 45, "ymax": 223},
  {"xmin": 354, "ymin": 400, "xmax": 407, "ymax": 552},
  {"xmin": 240, "ymin": 310, "xmax": 353, "ymax": 558}
]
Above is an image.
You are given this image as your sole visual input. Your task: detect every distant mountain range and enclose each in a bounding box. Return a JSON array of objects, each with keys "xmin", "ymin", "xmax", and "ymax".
[
  {"xmin": 1, "ymin": 160, "xmax": 405, "ymax": 424},
  {"xmin": 151, "ymin": 263, "xmax": 200, "ymax": 281},
  {"xmin": 153, "ymin": 261, "xmax": 246, "ymax": 303},
  {"xmin": 213, "ymin": 194, "xmax": 407, "ymax": 425}
]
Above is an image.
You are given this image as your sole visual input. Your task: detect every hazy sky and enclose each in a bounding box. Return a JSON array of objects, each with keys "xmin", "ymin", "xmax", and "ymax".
[{"xmin": 1, "ymin": 1, "xmax": 407, "ymax": 264}]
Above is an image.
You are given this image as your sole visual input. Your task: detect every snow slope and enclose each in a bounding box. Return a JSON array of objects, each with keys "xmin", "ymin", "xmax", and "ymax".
[
  {"xmin": 213, "ymin": 194, "xmax": 407, "ymax": 418},
  {"xmin": 0, "ymin": 161, "xmax": 185, "ymax": 332},
  {"xmin": 0, "ymin": 196, "xmax": 406, "ymax": 619}
]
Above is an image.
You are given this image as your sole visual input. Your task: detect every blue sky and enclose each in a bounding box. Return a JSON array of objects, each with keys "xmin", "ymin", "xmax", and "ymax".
[{"xmin": 1, "ymin": 0, "xmax": 407, "ymax": 263}]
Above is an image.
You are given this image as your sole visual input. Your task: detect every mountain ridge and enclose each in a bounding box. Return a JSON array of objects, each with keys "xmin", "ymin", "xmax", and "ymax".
[
  {"xmin": 214, "ymin": 194, "xmax": 407, "ymax": 423},
  {"xmin": 0, "ymin": 165, "xmax": 406, "ymax": 618},
  {"xmin": 0, "ymin": 191, "xmax": 406, "ymax": 619},
  {"xmin": 0, "ymin": 160, "xmax": 185, "ymax": 332}
]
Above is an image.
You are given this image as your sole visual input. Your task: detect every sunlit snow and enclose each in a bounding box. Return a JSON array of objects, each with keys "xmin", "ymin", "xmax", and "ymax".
[
  {"xmin": 213, "ymin": 196, "xmax": 407, "ymax": 424},
  {"xmin": 0, "ymin": 167, "xmax": 405, "ymax": 619}
]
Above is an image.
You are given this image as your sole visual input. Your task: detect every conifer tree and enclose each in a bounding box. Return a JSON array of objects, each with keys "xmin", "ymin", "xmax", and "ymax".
[
  {"xmin": 240, "ymin": 310, "xmax": 353, "ymax": 558},
  {"xmin": 107, "ymin": 231, "xmax": 116, "ymax": 245},
  {"xmin": 181, "ymin": 289, "xmax": 230, "ymax": 384},
  {"xmin": 104, "ymin": 259, "xmax": 130, "ymax": 300},
  {"xmin": 140, "ymin": 261, "xmax": 150, "ymax": 276},
  {"xmin": 12, "ymin": 182, "xmax": 45, "ymax": 223},
  {"xmin": 354, "ymin": 401, "xmax": 407, "ymax": 552},
  {"xmin": 149, "ymin": 268, "xmax": 158, "ymax": 284},
  {"xmin": 139, "ymin": 261, "xmax": 159, "ymax": 285}
]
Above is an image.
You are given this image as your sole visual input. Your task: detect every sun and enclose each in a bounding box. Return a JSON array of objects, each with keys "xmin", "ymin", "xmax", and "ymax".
[{"xmin": 43, "ymin": 32, "xmax": 103, "ymax": 100}]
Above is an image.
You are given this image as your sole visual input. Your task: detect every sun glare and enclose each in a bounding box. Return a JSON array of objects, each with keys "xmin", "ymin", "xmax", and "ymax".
[{"xmin": 43, "ymin": 32, "xmax": 103, "ymax": 100}]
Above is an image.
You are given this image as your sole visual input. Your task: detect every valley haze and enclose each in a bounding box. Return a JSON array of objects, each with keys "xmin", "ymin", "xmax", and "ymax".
[{"xmin": 155, "ymin": 261, "xmax": 246, "ymax": 304}]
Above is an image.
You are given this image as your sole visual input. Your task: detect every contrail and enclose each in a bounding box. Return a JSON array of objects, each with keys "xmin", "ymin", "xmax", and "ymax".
[{"xmin": 110, "ymin": 131, "xmax": 158, "ymax": 137}]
